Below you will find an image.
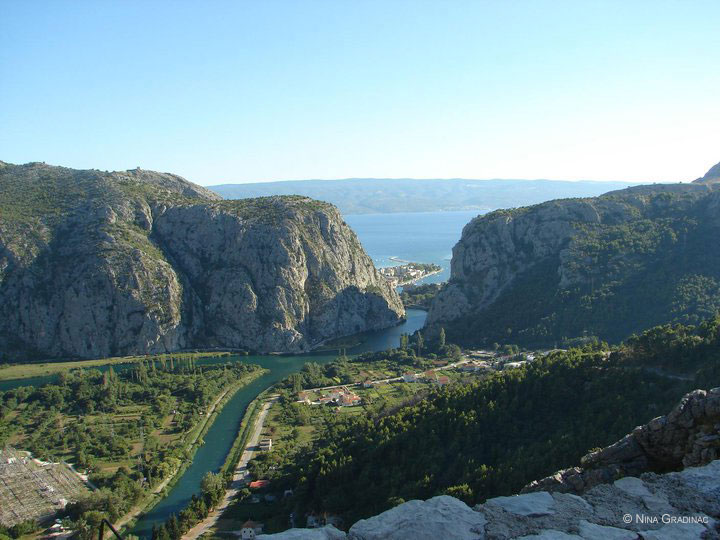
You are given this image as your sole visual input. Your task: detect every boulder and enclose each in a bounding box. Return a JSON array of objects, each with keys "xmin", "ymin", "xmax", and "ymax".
[{"xmin": 347, "ymin": 496, "xmax": 487, "ymax": 539}]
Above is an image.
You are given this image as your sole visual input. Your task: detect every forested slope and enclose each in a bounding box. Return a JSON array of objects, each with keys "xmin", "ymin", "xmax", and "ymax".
[{"xmin": 264, "ymin": 317, "xmax": 720, "ymax": 525}]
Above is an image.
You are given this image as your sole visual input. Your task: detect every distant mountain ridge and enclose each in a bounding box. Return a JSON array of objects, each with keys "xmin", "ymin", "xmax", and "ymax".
[{"xmin": 210, "ymin": 178, "xmax": 640, "ymax": 215}]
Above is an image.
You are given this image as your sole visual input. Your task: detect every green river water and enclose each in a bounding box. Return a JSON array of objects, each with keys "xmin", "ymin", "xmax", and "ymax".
[{"xmin": 0, "ymin": 309, "xmax": 427, "ymax": 538}]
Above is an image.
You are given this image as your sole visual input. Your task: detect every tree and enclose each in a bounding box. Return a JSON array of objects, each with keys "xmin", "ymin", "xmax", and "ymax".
[
  {"xmin": 438, "ymin": 328, "xmax": 446, "ymax": 348},
  {"xmin": 201, "ymin": 472, "xmax": 224, "ymax": 508},
  {"xmin": 400, "ymin": 333, "xmax": 409, "ymax": 350},
  {"xmin": 166, "ymin": 514, "xmax": 180, "ymax": 540},
  {"xmin": 416, "ymin": 332, "xmax": 424, "ymax": 357}
]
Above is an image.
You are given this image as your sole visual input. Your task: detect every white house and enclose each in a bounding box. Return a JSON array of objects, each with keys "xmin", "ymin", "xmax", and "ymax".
[
  {"xmin": 239, "ymin": 520, "xmax": 263, "ymax": 539},
  {"xmin": 504, "ymin": 361, "xmax": 528, "ymax": 370},
  {"xmin": 403, "ymin": 372, "xmax": 418, "ymax": 383}
]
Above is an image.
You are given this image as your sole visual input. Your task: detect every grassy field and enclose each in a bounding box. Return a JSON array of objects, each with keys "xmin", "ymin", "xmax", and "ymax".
[{"xmin": 0, "ymin": 351, "xmax": 235, "ymax": 381}]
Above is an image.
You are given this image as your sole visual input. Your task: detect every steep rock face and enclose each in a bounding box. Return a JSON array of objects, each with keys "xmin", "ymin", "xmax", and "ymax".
[
  {"xmin": 0, "ymin": 162, "xmax": 403, "ymax": 359},
  {"xmin": 149, "ymin": 198, "xmax": 404, "ymax": 352},
  {"xmin": 427, "ymin": 165, "xmax": 720, "ymax": 346}
]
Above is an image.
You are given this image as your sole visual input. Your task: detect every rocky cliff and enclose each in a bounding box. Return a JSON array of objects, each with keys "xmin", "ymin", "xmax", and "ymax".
[
  {"xmin": 258, "ymin": 388, "xmax": 720, "ymax": 539},
  {"xmin": 426, "ymin": 160, "xmax": 720, "ymax": 346},
  {"xmin": 0, "ymin": 162, "xmax": 404, "ymax": 359}
]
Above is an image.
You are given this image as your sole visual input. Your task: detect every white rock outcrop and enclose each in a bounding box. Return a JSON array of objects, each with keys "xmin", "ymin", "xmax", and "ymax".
[
  {"xmin": 257, "ymin": 525, "xmax": 346, "ymax": 540},
  {"xmin": 348, "ymin": 496, "xmax": 487, "ymax": 539},
  {"xmin": 257, "ymin": 460, "xmax": 719, "ymax": 539}
]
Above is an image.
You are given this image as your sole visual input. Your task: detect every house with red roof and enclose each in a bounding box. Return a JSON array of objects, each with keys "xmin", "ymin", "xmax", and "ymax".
[
  {"xmin": 248, "ymin": 479, "xmax": 270, "ymax": 489},
  {"xmin": 239, "ymin": 520, "xmax": 263, "ymax": 539}
]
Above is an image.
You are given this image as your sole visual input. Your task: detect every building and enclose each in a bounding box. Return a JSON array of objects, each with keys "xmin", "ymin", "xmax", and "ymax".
[
  {"xmin": 239, "ymin": 520, "xmax": 263, "ymax": 539},
  {"xmin": 504, "ymin": 361, "xmax": 528, "ymax": 370},
  {"xmin": 459, "ymin": 360, "xmax": 490, "ymax": 372},
  {"xmin": 248, "ymin": 479, "xmax": 270, "ymax": 489},
  {"xmin": 403, "ymin": 372, "xmax": 418, "ymax": 383},
  {"xmin": 318, "ymin": 386, "xmax": 361, "ymax": 406},
  {"xmin": 339, "ymin": 393, "xmax": 361, "ymax": 406},
  {"xmin": 434, "ymin": 376, "xmax": 450, "ymax": 386}
]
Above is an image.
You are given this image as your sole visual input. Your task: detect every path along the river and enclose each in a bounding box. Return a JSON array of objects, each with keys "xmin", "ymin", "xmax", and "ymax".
[{"xmin": 0, "ymin": 310, "xmax": 426, "ymax": 538}]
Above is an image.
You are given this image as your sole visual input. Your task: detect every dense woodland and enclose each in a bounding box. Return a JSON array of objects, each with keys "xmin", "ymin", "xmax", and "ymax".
[
  {"xmin": 0, "ymin": 359, "xmax": 262, "ymax": 529},
  {"xmin": 400, "ymin": 283, "xmax": 443, "ymax": 309},
  {"xmin": 253, "ymin": 318, "xmax": 720, "ymax": 526}
]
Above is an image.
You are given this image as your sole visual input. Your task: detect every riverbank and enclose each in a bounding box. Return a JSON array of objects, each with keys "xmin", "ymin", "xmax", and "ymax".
[
  {"xmin": 0, "ymin": 351, "xmax": 236, "ymax": 381},
  {"xmin": 181, "ymin": 395, "xmax": 279, "ymax": 539},
  {"xmin": 117, "ymin": 368, "xmax": 268, "ymax": 534},
  {"xmin": 124, "ymin": 309, "xmax": 427, "ymax": 538}
]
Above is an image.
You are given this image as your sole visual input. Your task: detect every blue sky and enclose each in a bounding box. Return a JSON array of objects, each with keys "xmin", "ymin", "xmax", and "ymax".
[{"xmin": 1, "ymin": 1, "xmax": 719, "ymax": 185}]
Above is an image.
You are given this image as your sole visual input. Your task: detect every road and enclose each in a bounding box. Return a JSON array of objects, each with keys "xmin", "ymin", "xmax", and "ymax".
[
  {"xmin": 115, "ymin": 385, "xmax": 239, "ymax": 534},
  {"xmin": 182, "ymin": 395, "xmax": 279, "ymax": 540},
  {"xmin": 299, "ymin": 358, "xmax": 474, "ymax": 396}
]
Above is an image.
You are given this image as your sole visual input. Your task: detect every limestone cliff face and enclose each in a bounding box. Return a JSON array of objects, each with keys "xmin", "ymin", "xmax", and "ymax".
[
  {"xmin": 426, "ymin": 167, "xmax": 720, "ymax": 346},
  {"xmin": 0, "ymin": 162, "xmax": 403, "ymax": 359}
]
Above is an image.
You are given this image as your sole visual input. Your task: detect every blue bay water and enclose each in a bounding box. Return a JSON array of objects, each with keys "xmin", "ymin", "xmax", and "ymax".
[{"xmin": 345, "ymin": 210, "xmax": 482, "ymax": 283}]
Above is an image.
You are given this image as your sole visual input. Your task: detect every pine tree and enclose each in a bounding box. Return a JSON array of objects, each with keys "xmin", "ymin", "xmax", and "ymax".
[{"xmin": 166, "ymin": 514, "xmax": 180, "ymax": 540}]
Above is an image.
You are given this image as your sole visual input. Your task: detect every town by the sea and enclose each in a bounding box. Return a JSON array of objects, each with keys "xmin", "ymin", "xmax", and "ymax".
[{"xmin": 345, "ymin": 209, "xmax": 483, "ymax": 284}]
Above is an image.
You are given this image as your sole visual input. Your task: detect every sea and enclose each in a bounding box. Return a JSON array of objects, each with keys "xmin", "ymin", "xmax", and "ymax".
[{"xmin": 345, "ymin": 209, "xmax": 483, "ymax": 284}]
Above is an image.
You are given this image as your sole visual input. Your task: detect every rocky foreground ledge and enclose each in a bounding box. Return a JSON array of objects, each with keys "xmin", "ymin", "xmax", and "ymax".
[{"xmin": 258, "ymin": 388, "xmax": 720, "ymax": 539}]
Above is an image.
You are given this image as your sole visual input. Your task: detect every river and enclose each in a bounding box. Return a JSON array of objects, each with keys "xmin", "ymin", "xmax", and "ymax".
[
  {"xmin": 129, "ymin": 308, "xmax": 425, "ymax": 537},
  {"xmin": 3, "ymin": 210, "xmax": 470, "ymax": 536},
  {"xmin": 0, "ymin": 310, "xmax": 426, "ymax": 536}
]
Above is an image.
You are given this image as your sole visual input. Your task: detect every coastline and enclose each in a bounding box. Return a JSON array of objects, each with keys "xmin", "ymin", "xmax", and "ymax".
[{"xmin": 396, "ymin": 268, "xmax": 442, "ymax": 286}]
